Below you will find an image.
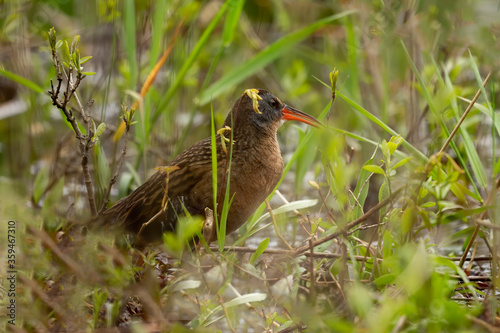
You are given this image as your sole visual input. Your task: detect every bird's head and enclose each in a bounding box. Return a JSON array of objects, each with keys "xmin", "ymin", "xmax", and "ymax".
[{"xmin": 223, "ymin": 89, "xmax": 322, "ymax": 136}]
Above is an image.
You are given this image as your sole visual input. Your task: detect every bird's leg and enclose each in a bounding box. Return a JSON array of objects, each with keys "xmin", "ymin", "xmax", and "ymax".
[
  {"xmin": 137, "ymin": 209, "xmax": 163, "ymax": 237},
  {"xmin": 137, "ymin": 165, "xmax": 179, "ymax": 237},
  {"xmin": 200, "ymin": 207, "xmax": 215, "ymax": 246}
]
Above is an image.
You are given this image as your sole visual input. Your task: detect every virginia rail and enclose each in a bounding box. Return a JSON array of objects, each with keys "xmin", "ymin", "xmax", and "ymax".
[{"xmin": 101, "ymin": 89, "xmax": 321, "ymax": 242}]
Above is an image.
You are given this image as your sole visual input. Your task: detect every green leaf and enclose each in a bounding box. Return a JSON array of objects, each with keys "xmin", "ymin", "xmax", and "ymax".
[
  {"xmin": 387, "ymin": 141, "xmax": 398, "ymax": 155},
  {"xmin": 382, "ymin": 230, "xmax": 393, "ymax": 259},
  {"xmin": 373, "ymin": 273, "xmax": 396, "ymax": 287},
  {"xmin": 401, "ymin": 201, "xmax": 415, "ymax": 234},
  {"xmin": 0, "ymin": 69, "xmax": 43, "ymax": 93},
  {"xmin": 381, "ymin": 140, "xmax": 390, "ymax": 164},
  {"xmin": 198, "ymin": 10, "xmax": 355, "ymax": 105},
  {"xmin": 81, "ymin": 72, "xmax": 96, "ymax": 76},
  {"xmin": 62, "ymin": 40, "xmax": 71, "ymax": 63},
  {"xmin": 95, "ymin": 123, "xmax": 106, "ymax": 137},
  {"xmin": 391, "ymin": 157, "xmax": 413, "ymax": 171},
  {"xmin": 80, "ymin": 56, "xmax": 92, "ymax": 64},
  {"xmin": 92, "ymin": 289, "xmax": 108, "ymax": 329},
  {"xmin": 48, "ymin": 27, "xmax": 57, "ymax": 49},
  {"xmin": 71, "ymin": 52, "xmax": 78, "ymax": 68},
  {"xmin": 363, "ymin": 165, "xmax": 385, "ymax": 175},
  {"xmin": 336, "ymin": 90, "xmax": 428, "ymax": 163},
  {"xmin": 441, "ymin": 206, "xmax": 491, "ymax": 224},
  {"xmin": 172, "ymin": 280, "xmax": 201, "ymax": 292},
  {"xmin": 33, "ymin": 166, "xmax": 50, "ymax": 205},
  {"xmin": 351, "ymin": 151, "xmax": 376, "ymax": 220},
  {"xmin": 434, "ymin": 256, "xmax": 478, "ymax": 301},
  {"xmin": 244, "ymin": 199, "xmax": 318, "ymax": 237},
  {"xmin": 378, "ymin": 181, "xmax": 390, "ymax": 203},
  {"xmin": 216, "ymin": 293, "xmax": 267, "ymax": 311},
  {"xmin": 250, "ymin": 238, "xmax": 270, "ymax": 265},
  {"xmin": 222, "ymin": 0, "xmax": 245, "ymax": 47}
]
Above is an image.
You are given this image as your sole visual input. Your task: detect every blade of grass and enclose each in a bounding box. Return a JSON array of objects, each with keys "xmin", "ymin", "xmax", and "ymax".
[
  {"xmin": 344, "ymin": 16, "xmax": 360, "ymax": 101},
  {"xmin": 217, "ymin": 109, "xmax": 236, "ymax": 251},
  {"xmin": 469, "ymin": 51, "xmax": 493, "ymax": 113},
  {"xmin": 149, "ymin": 0, "xmax": 168, "ymax": 70},
  {"xmin": 123, "ymin": 0, "xmax": 137, "ymax": 90},
  {"xmin": 351, "ymin": 149, "xmax": 377, "ymax": 220},
  {"xmin": 330, "ymin": 127, "xmax": 410, "ymax": 160},
  {"xmin": 197, "ymin": 10, "xmax": 355, "ymax": 106},
  {"xmin": 153, "ymin": 1, "xmax": 229, "ymax": 122},
  {"xmin": 174, "ymin": 0, "xmax": 245, "ymax": 156},
  {"xmin": 458, "ymin": 97, "xmax": 500, "ymax": 135},
  {"xmin": 249, "ymin": 238, "xmax": 270, "ymax": 265},
  {"xmin": 400, "ymin": 40, "xmax": 442, "ymax": 124},
  {"xmin": 0, "ymin": 68, "xmax": 43, "ymax": 93},
  {"xmin": 210, "ymin": 103, "xmax": 219, "ymax": 244},
  {"xmin": 238, "ymin": 199, "xmax": 318, "ymax": 246},
  {"xmin": 399, "ymin": 40, "xmax": 475, "ymax": 179},
  {"xmin": 438, "ymin": 58, "xmax": 487, "ymax": 191},
  {"xmin": 113, "ymin": 17, "xmax": 185, "ymax": 142},
  {"xmin": 222, "ymin": 0, "xmax": 244, "ymax": 48},
  {"xmin": 336, "ymin": 90, "xmax": 428, "ymax": 163},
  {"xmin": 197, "ymin": 293, "xmax": 267, "ymax": 327},
  {"xmin": 313, "ymin": 73, "xmax": 427, "ymax": 162}
]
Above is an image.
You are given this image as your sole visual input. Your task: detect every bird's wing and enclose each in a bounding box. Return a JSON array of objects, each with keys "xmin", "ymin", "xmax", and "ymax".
[{"xmin": 101, "ymin": 137, "xmax": 222, "ymax": 232}]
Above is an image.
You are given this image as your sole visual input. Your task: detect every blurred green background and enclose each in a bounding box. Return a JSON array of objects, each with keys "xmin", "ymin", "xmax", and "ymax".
[{"xmin": 1, "ymin": 0, "xmax": 499, "ymax": 331}]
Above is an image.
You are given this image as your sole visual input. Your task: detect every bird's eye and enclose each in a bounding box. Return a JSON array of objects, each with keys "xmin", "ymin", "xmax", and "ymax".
[{"xmin": 270, "ymin": 99, "xmax": 278, "ymax": 109}]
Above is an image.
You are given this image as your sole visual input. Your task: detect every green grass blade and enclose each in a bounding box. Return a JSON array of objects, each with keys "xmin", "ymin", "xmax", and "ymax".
[
  {"xmin": 149, "ymin": 0, "xmax": 168, "ymax": 70},
  {"xmin": 210, "ymin": 103, "xmax": 219, "ymax": 244},
  {"xmin": 123, "ymin": 0, "xmax": 137, "ymax": 89},
  {"xmin": 218, "ymin": 111, "xmax": 235, "ymax": 251},
  {"xmin": 439, "ymin": 59, "xmax": 487, "ymax": 190},
  {"xmin": 313, "ymin": 74, "xmax": 426, "ymax": 162},
  {"xmin": 351, "ymin": 149, "xmax": 376, "ymax": 220},
  {"xmin": 469, "ymin": 51, "xmax": 493, "ymax": 113},
  {"xmin": 176, "ymin": 0, "xmax": 245, "ymax": 156},
  {"xmin": 197, "ymin": 10, "xmax": 355, "ymax": 105},
  {"xmin": 336, "ymin": 90, "xmax": 428, "ymax": 163},
  {"xmin": 344, "ymin": 16, "xmax": 360, "ymax": 101},
  {"xmin": 399, "ymin": 41, "xmax": 472, "ymax": 179},
  {"xmin": 250, "ymin": 238, "xmax": 270, "ymax": 265},
  {"xmin": 239, "ymin": 199, "xmax": 318, "ymax": 246},
  {"xmin": 0, "ymin": 68, "xmax": 43, "ymax": 93},
  {"xmin": 329, "ymin": 127, "xmax": 408, "ymax": 159},
  {"xmin": 458, "ymin": 97, "xmax": 500, "ymax": 135},
  {"xmin": 154, "ymin": 2, "xmax": 229, "ymax": 121},
  {"xmin": 399, "ymin": 40, "xmax": 441, "ymax": 123},
  {"xmin": 222, "ymin": 0, "xmax": 244, "ymax": 48}
]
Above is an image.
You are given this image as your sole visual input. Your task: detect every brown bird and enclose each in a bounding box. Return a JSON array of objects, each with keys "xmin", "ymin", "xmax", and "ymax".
[{"xmin": 101, "ymin": 89, "xmax": 321, "ymax": 243}]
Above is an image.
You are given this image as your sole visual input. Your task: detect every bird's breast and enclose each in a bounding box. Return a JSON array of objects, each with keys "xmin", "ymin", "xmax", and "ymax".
[{"xmin": 223, "ymin": 138, "xmax": 284, "ymax": 233}]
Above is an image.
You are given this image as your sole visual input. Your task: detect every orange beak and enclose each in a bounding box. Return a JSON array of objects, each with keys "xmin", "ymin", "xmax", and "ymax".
[{"xmin": 282, "ymin": 105, "xmax": 322, "ymax": 128}]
